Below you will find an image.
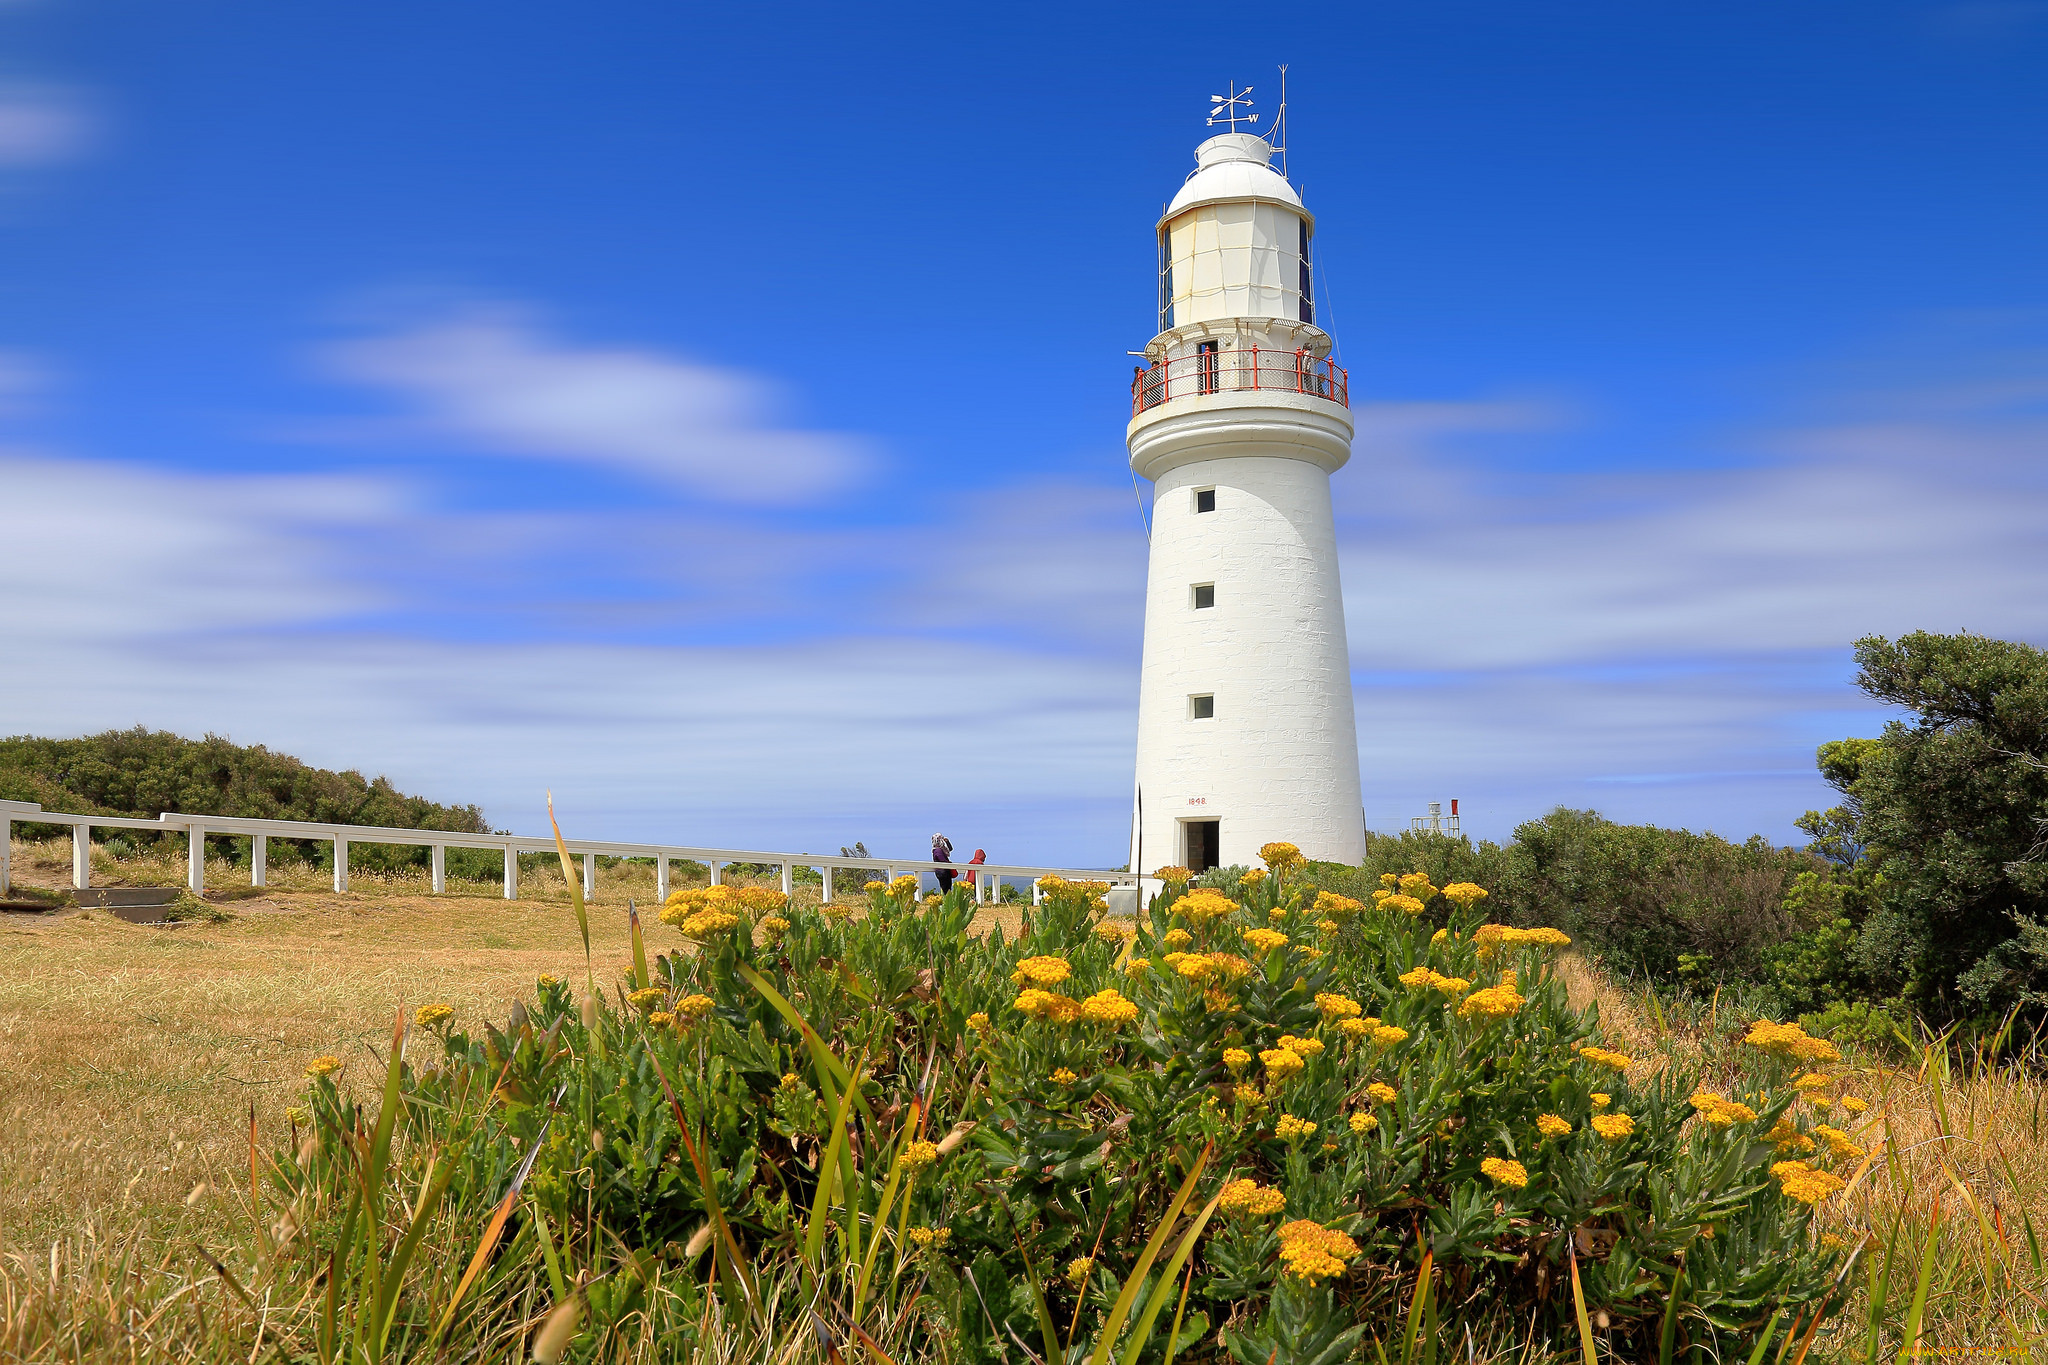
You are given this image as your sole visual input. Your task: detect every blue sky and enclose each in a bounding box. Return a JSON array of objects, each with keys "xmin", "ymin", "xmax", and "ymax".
[{"xmin": 2, "ymin": 1, "xmax": 2045, "ymax": 864}]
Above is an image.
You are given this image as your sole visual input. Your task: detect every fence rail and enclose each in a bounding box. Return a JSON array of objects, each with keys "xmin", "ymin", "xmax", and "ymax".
[{"xmin": 0, "ymin": 799, "xmax": 1135, "ymax": 908}]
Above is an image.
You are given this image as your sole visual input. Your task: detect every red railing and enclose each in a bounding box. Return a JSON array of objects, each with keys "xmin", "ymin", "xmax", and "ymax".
[{"xmin": 1130, "ymin": 347, "xmax": 1349, "ymax": 416}]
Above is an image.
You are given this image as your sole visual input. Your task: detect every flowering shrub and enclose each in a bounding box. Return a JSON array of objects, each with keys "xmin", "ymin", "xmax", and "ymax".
[{"xmin": 266, "ymin": 855, "xmax": 1864, "ymax": 1362}]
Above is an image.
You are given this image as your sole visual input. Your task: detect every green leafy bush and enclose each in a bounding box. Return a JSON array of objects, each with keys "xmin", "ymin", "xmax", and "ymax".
[{"xmin": 259, "ymin": 847, "xmax": 1862, "ymax": 1361}]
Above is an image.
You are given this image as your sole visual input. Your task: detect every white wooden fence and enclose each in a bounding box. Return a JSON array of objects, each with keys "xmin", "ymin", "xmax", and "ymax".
[{"xmin": 0, "ymin": 799, "xmax": 1135, "ymax": 907}]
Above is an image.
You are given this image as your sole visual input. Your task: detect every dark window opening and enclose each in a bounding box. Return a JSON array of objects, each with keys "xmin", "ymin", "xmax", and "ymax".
[
  {"xmin": 1298, "ymin": 219, "xmax": 1314, "ymax": 324},
  {"xmin": 1197, "ymin": 339, "xmax": 1220, "ymax": 394},
  {"xmin": 1159, "ymin": 230, "xmax": 1175, "ymax": 333},
  {"xmin": 1195, "ymin": 488, "xmax": 1216, "ymax": 513},
  {"xmin": 1192, "ymin": 583, "xmax": 1215, "ymax": 609},
  {"xmin": 1191, "ymin": 694, "xmax": 1215, "ymax": 720},
  {"xmin": 1186, "ymin": 819, "xmax": 1220, "ymax": 874}
]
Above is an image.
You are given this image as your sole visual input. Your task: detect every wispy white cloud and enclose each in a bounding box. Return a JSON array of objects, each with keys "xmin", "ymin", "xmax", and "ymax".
[
  {"xmin": 318, "ymin": 307, "xmax": 867, "ymax": 501},
  {"xmin": 1337, "ymin": 390, "xmax": 2048, "ymax": 671},
  {"xmin": 0, "ymin": 84, "xmax": 94, "ymax": 167}
]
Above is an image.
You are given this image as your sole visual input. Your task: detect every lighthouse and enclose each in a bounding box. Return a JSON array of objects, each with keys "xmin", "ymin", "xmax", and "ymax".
[{"xmin": 1127, "ymin": 107, "xmax": 1365, "ymax": 875}]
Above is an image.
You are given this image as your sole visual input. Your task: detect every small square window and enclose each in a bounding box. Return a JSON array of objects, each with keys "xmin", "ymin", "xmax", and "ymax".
[
  {"xmin": 1190, "ymin": 694, "xmax": 1215, "ymax": 720},
  {"xmin": 1195, "ymin": 488, "xmax": 1216, "ymax": 513},
  {"xmin": 1192, "ymin": 583, "xmax": 1215, "ymax": 609}
]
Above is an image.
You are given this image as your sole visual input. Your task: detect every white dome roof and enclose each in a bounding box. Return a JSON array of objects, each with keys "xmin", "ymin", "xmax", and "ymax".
[{"xmin": 1164, "ymin": 134, "xmax": 1304, "ymax": 219}]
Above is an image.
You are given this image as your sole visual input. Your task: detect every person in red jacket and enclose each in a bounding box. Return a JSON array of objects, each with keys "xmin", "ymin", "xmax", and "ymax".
[{"xmin": 963, "ymin": 848, "xmax": 987, "ymax": 888}]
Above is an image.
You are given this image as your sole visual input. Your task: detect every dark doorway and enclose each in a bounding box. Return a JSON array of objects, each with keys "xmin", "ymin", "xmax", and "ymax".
[{"xmin": 1186, "ymin": 819, "xmax": 1220, "ymax": 874}]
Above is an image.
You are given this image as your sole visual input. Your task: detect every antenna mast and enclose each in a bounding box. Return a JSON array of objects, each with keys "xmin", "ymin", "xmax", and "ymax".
[{"xmin": 1276, "ymin": 64, "xmax": 1289, "ymax": 178}]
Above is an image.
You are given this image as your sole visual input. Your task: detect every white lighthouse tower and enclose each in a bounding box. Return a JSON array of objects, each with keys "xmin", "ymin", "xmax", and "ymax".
[{"xmin": 1128, "ymin": 101, "xmax": 1365, "ymax": 875}]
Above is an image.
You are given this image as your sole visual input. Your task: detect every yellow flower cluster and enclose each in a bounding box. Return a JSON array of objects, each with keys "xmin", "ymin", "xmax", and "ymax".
[
  {"xmin": 648, "ymin": 1011, "xmax": 675, "ymax": 1027},
  {"xmin": 823, "ymin": 900, "xmax": 854, "ymax": 920},
  {"xmin": 1011, "ymin": 955, "xmax": 1072, "ymax": 988},
  {"xmin": 1314, "ymin": 890, "xmax": 1364, "ymax": 919},
  {"xmin": 1377, "ymin": 893, "xmax": 1427, "ymax": 916},
  {"xmin": 1441, "ymin": 882, "xmax": 1489, "ymax": 907},
  {"xmin": 414, "ymin": 1002, "xmax": 454, "ymax": 1028},
  {"xmin": 967, "ymin": 1012, "xmax": 991, "ymax": 1034},
  {"xmin": 1349, "ymin": 1111, "xmax": 1379, "ymax": 1134},
  {"xmin": 1064, "ymin": 1256, "xmax": 1093, "ymax": 1287},
  {"xmin": 1162, "ymin": 927, "xmax": 1193, "ymax": 949},
  {"xmin": 1841, "ymin": 1095, "xmax": 1869, "ymax": 1114},
  {"xmin": 1591, "ymin": 1093, "xmax": 1611, "ymax": 1109},
  {"xmin": 1338, "ymin": 1018, "xmax": 1371, "ymax": 1040},
  {"xmin": 1093, "ymin": 919, "xmax": 1133, "ymax": 943},
  {"xmin": 1050, "ymin": 1067, "xmax": 1078, "ymax": 1085},
  {"xmin": 1317, "ymin": 918, "xmax": 1341, "ymax": 934},
  {"xmin": 1152, "ymin": 865, "xmax": 1192, "ymax": 884},
  {"xmin": 1480, "ymin": 1156, "xmax": 1528, "ymax": 1188},
  {"xmin": 675, "ymin": 994, "xmax": 715, "ymax": 1024},
  {"xmin": 1767, "ymin": 1118, "xmax": 1816, "ymax": 1156},
  {"xmin": 906, "ymin": 1226, "xmax": 953, "ymax": 1249},
  {"xmin": 889, "ymin": 874, "xmax": 920, "ymax": 898},
  {"xmin": 1771, "ymin": 1160, "xmax": 1847, "ymax": 1204},
  {"xmin": 1793, "ymin": 1071, "xmax": 1832, "ymax": 1091},
  {"xmin": 1169, "ymin": 888, "xmax": 1240, "ymax": 926},
  {"xmin": 1239, "ymin": 868, "xmax": 1267, "ymax": 887},
  {"xmin": 1014, "ymin": 989, "xmax": 1082, "ymax": 1024},
  {"xmin": 1275, "ymin": 1220, "xmax": 1360, "ymax": 1284},
  {"xmin": 1473, "ymin": 924, "xmax": 1571, "ymax": 954},
  {"xmin": 537, "ymin": 974, "xmax": 560, "ymax": 989},
  {"xmin": 1366, "ymin": 1082, "xmax": 1397, "ymax": 1104},
  {"xmin": 1259, "ymin": 841, "xmax": 1304, "ymax": 870},
  {"xmin": 901, "ymin": 1139, "xmax": 940, "ymax": 1171},
  {"xmin": 1243, "ymin": 928, "xmax": 1289, "ymax": 953},
  {"xmin": 1458, "ymin": 974, "xmax": 1526, "ymax": 1019},
  {"xmin": 1373, "ymin": 1025, "xmax": 1409, "ymax": 1047},
  {"xmin": 779, "ymin": 1072, "xmax": 803, "ymax": 1091},
  {"xmin": 1210, "ymin": 952, "xmax": 1254, "ymax": 979},
  {"xmin": 1743, "ymin": 1019, "xmax": 1843, "ymax": 1064},
  {"xmin": 305, "ymin": 1055, "xmax": 345, "ymax": 1078},
  {"xmin": 1222, "ymin": 1047, "xmax": 1252, "ymax": 1075},
  {"xmin": 1688, "ymin": 1091, "xmax": 1759, "ymax": 1127},
  {"xmin": 1277, "ymin": 1033, "xmax": 1325, "ymax": 1059},
  {"xmin": 1813, "ymin": 1124, "xmax": 1866, "ymax": 1162},
  {"xmin": 1399, "ymin": 966, "xmax": 1458, "ymax": 993},
  {"xmin": 1217, "ymin": 1177, "xmax": 1287, "ymax": 1216},
  {"xmin": 1163, "ymin": 952, "xmax": 1212, "ymax": 981},
  {"xmin": 1577, "ymin": 1045, "xmax": 1632, "ymax": 1070},
  {"xmin": 1081, "ymin": 988, "xmax": 1139, "ymax": 1026},
  {"xmin": 1315, "ymin": 992, "xmax": 1362, "ymax": 1021},
  {"xmin": 1537, "ymin": 1114, "xmax": 1573, "ymax": 1137},
  {"xmin": 1591, "ymin": 1113, "xmax": 1635, "ymax": 1141},
  {"xmin": 1275, "ymin": 1114, "xmax": 1318, "ymax": 1142},
  {"xmin": 1399, "ymin": 872, "xmax": 1436, "ymax": 897},
  {"xmin": 1260, "ymin": 1048, "xmax": 1306, "ymax": 1082},
  {"xmin": 680, "ymin": 907, "xmax": 742, "ymax": 938},
  {"xmin": 626, "ymin": 987, "xmax": 668, "ymax": 1013}
]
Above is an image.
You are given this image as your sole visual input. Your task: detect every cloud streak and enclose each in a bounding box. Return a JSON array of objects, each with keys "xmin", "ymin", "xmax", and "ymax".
[
  {"xmin": 319, "ymin": 308, "xmax": 868, "ymax": 501},
  {"xmin": 0, "ymin": 84, "xmax": 94, "ymax": 168}
]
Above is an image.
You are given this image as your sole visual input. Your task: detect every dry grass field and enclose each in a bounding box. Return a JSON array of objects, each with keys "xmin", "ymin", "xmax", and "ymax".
[{"xmin": 0, "ymin": 837, "xmax": 1023, "ymax": 1251}]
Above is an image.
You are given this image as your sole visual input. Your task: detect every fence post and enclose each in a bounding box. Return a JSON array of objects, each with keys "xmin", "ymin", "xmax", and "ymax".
[
  {"xmin": 0, "ymin": 817, "xmax": 9, "ymax": 895},
  {"xmin": 252, "ymin": 835, "xmax": 268, "ymax": 888},
  {"xmin": 187, "ymin": 824, "xmax": 205, "ymax": 894},
  {"xmin": 582, "ymin": 853, "xmax": 595, "ymax": 901},
  {"xmin": 822, "ymin": 865, "xmax": 834, "ymax": 904},
  {"xmin": 73, "ymin": 823, "xmax": 90, "ymax": 890},
  {"xmin": 503, "ymin": 845, "xmax": 518, "ymax": 900},
  {"xmin": 1031, "ymin": 878, "xmax": 1042, "ymax": 907},
  {"xmin": 431, "ymin": 844, "xmax": 446, "ymax": 894},
  {"xmin": 781, "ymin": 863, "xmax": 794, "ymax": 896},
  {"xmin": 709, "ymin": 861, "xmax": 722, "ymax": 886},
  {"xmin": 333, "ymin": 836, "xmax": 349, "ymax": 893},
  {"xmin": 656, "ymin": 856, "xmax": 670, "ymax": 901}
]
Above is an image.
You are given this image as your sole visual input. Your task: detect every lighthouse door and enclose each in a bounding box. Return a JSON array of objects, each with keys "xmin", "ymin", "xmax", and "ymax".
[{"xmin": 1185, "ymin": 819, "xmax": 1220, "ymax": 874}]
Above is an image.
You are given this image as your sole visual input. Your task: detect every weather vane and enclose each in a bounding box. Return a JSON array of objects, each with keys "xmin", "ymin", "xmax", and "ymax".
[{"xmin": 1207, "ymin": 82, "xmax": 1258, "ymax": 133}]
